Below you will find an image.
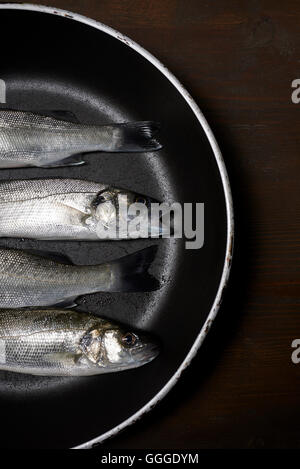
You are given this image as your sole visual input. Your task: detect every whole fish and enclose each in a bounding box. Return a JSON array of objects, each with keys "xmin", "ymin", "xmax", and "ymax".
[
  {"xmin": 0, "ymin": 246, "xmax": 158, "ymax": 308},
  {"xmin": 0, "ymin": 308, "xmax": 159, "ymax": 376},
  {"xmin": 0, "ymin": 178, "xmax": 165, "ymax": 240},
  {"xmin": 0, "ymin": 110, "xmax": 161, "ymax": 168}
]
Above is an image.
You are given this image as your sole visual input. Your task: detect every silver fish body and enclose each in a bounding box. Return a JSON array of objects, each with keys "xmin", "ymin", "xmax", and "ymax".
[
  {"xmin": 0, "ymin": 110, "xmax": 161, "ymax": 168},
  {"xmin": 0, "ymin": 178, "xmax": 158, "ymax": 240},
  {"xmin": 0, "ymin": 246, "xmax": 158, "ymax": 308},
  {"xmin": 0, "ymin": 308, "xmax": 159, "ymax": 376}
]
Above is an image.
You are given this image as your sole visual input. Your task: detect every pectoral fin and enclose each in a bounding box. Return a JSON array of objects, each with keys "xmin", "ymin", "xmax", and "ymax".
[
  {"xmin": 44, "ymin": 352, "xmax": 82, "ymax": 365},
  {"xmin": 51, "ymin": 297, "xmax": 78, "ymax": 309},
  {"xmin": 41, "ymin": 159, "xmax": 86, "ymax": 168},
  {"xmin": 37, "ymin": 110, "xmax": 80, "ymax": 123},
  {"xmin": 39, "ymin": 154, "xmax": 86, "ymax": 168}
]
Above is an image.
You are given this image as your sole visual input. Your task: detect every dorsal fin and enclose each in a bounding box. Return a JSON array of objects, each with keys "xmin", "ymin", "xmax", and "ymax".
[
  {"xmin": 37, "ymin": 110, "xmax": 80, "ymax": 123},
  {"xmin": 44, "ymin": 352, "xmax": 82, "ymax": 365}
]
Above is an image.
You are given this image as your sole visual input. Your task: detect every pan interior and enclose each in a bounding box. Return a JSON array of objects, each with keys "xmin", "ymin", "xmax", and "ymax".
[{"xmin": 0, "ymin": 9, "xmax": 227, "ymax": 448}]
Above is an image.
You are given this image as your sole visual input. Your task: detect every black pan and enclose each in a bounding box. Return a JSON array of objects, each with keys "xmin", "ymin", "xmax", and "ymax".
[{"xmin": 0, "ymin": 4, "xmax": 233, "ymax": 448}]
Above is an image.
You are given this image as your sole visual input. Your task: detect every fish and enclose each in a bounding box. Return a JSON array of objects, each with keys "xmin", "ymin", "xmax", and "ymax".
[
  {"xmin": 0, "ymin": 308, "xmax": 159, "ymax": 376},
  {"xmin": 0, "ymin": 110, "xmax": 161, "ymax": 168},
  {"xmin": 0, "ymin": 178, "xmax": 166, "ymax": 240},
  {"xmin": 0, "ymin": 246, "xmax": 159, "ymax": 308}
]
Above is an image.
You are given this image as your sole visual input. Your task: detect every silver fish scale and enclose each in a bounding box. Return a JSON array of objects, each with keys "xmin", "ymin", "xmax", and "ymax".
[
  {"xmin": 0, "ymin": 248, "xmax": 111, "ymax": 308},
  {"xmin": 0, "ymin": 111, "xmax": 118, "ymax": 163},
  {"xmin": 4, "ymin": 330, "xmax": 79, "ymax": 370},
  {"xmin": 0, "ymin": 126, "xmax": 115, "ymax": 153},
  {"xmin": 0, "ymin": 110, "xmax": 78, "ymax": 129},
  {"xmin": 0, "ymin": 178, "xmax": 103, "ymax": 202},
  {"xmin": 0, "ymin": 308, "xmax": 159, "ymax": 376},
  {"xmin": 0, "ymin": 179, "xmax": 108, "ymax": 240},
  {"xmin": 0, "ymin": 309, "xmax": 103, "ymax": 375},
  {"xmin": 0, "ymin": 197, "xmax": 94, "ymax": 239}
]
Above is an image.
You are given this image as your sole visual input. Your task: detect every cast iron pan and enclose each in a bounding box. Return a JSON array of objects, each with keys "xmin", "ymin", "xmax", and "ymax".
[{"xmin": 0, "ymin": 4, "xmax": 233, "ymax": 448}]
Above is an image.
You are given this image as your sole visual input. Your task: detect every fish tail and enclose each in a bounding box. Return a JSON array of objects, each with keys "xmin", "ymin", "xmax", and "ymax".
[
  {"xmin": 113, "ymin": 121, "xmax": 162, "ymax": 152},
  {"xmin": 108, "ymin": 246, "xmax": 159, "ymax": 292}
]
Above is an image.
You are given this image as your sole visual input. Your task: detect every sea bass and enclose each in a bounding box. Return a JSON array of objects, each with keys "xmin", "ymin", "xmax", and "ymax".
[
  {"xmin": 0, "ymin": 308, "xmax": 159, "ymax": 376},
  {"xmin": 0, "ymin": 110, "xmax": 161, "ymax": 168},
  {"xmin": 0, "ymin": 246, "xmax": 158, "ymax": 308},
  {"xmin": 0, "ymin": 178, "xmax": 164, "ymax": 240}
]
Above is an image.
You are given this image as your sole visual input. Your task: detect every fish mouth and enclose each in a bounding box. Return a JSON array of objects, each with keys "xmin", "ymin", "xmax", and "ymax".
[
  {"xmin": 131, "ymin": 339, "xmax": 160, "ymax": 365},
  {"xmin": 144, "ymin": 343, "xmax": 160, "ymax": 363},
  {"xmin": 148, "ymin": 211, "xmax": 174, "ymax": 237}
]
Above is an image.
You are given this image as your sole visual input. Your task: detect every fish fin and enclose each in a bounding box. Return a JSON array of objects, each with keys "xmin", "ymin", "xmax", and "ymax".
[
  {"xmin": 51, "ymin": 298, "xmax": 78, "ymax": 309},
  {"xmin": 37, "ymin": 153, "xmax": 86, "ymax": 168},
  {"xmin": 112, "ymin": 121, "xmax": 162, "ymax": 152},
  {"xmin": 36, "ymin": 110, "xmax": 80, "ymax": 123},
  {"xmin": 44, "ymin": 352, "xmax": 81, "ymax": 365},
  {"xmin": 22, "ymin": 249, "xmax": 74, "ymax": 265},
  {"xmin": 108, "ymin": 245, "xmax": 160, "ymax": 292},
  {"xmin": 41, "ymin": 159, "xmax": 86, "ymax": 168}
]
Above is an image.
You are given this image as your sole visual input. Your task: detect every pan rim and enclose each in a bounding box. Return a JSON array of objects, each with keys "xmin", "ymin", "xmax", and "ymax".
[{"xmin": 0, "ymin": 2, "xmax": 234, "ymax": 449}]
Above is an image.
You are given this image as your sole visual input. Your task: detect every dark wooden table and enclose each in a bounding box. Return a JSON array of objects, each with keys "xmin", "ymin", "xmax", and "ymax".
[{"xmin": 28, "ymin": 0, "xmax": 300, "ymax": 449}]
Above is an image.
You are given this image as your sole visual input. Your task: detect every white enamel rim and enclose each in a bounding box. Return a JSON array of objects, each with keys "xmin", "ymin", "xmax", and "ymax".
[{"xmin": 0, "ymin": 3, "xmax": 234, "ymax": 449}]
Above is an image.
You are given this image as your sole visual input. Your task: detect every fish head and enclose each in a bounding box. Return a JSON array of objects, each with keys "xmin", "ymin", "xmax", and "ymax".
[
  {"xmin": 101, "ymin": 327, "xmax": 160, "ymax": 371},
  {"xmin": 92, "ymin": 187, "xmax": 169, "ymax": 238},
  {"xmin": 80, "ymin": 323, "xmax": 160, "ymax": 371}
]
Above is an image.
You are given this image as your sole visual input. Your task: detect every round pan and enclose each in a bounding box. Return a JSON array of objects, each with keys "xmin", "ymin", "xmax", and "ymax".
[{"xmin": 0, "ymin": 4, "xmax": 233, "ymax": 448}]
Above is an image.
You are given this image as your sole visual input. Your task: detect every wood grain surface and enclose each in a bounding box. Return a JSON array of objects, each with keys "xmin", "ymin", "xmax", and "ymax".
[{"xmin": 19, "ymin": 0, "xmax": 300, "ymax": 448}]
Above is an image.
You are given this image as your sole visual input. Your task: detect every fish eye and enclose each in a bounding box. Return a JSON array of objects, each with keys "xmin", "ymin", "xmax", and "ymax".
[
  {"xmin": 135, "ymin": 196, "xmax": 147, "ymax": 205},
  {"xmin": 121, "ymin": 332, "xmax": 137, "ymax": 347},
  {"xmin": 92, "ymin": 193, "xmax": 106, "ymax": 208}
]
